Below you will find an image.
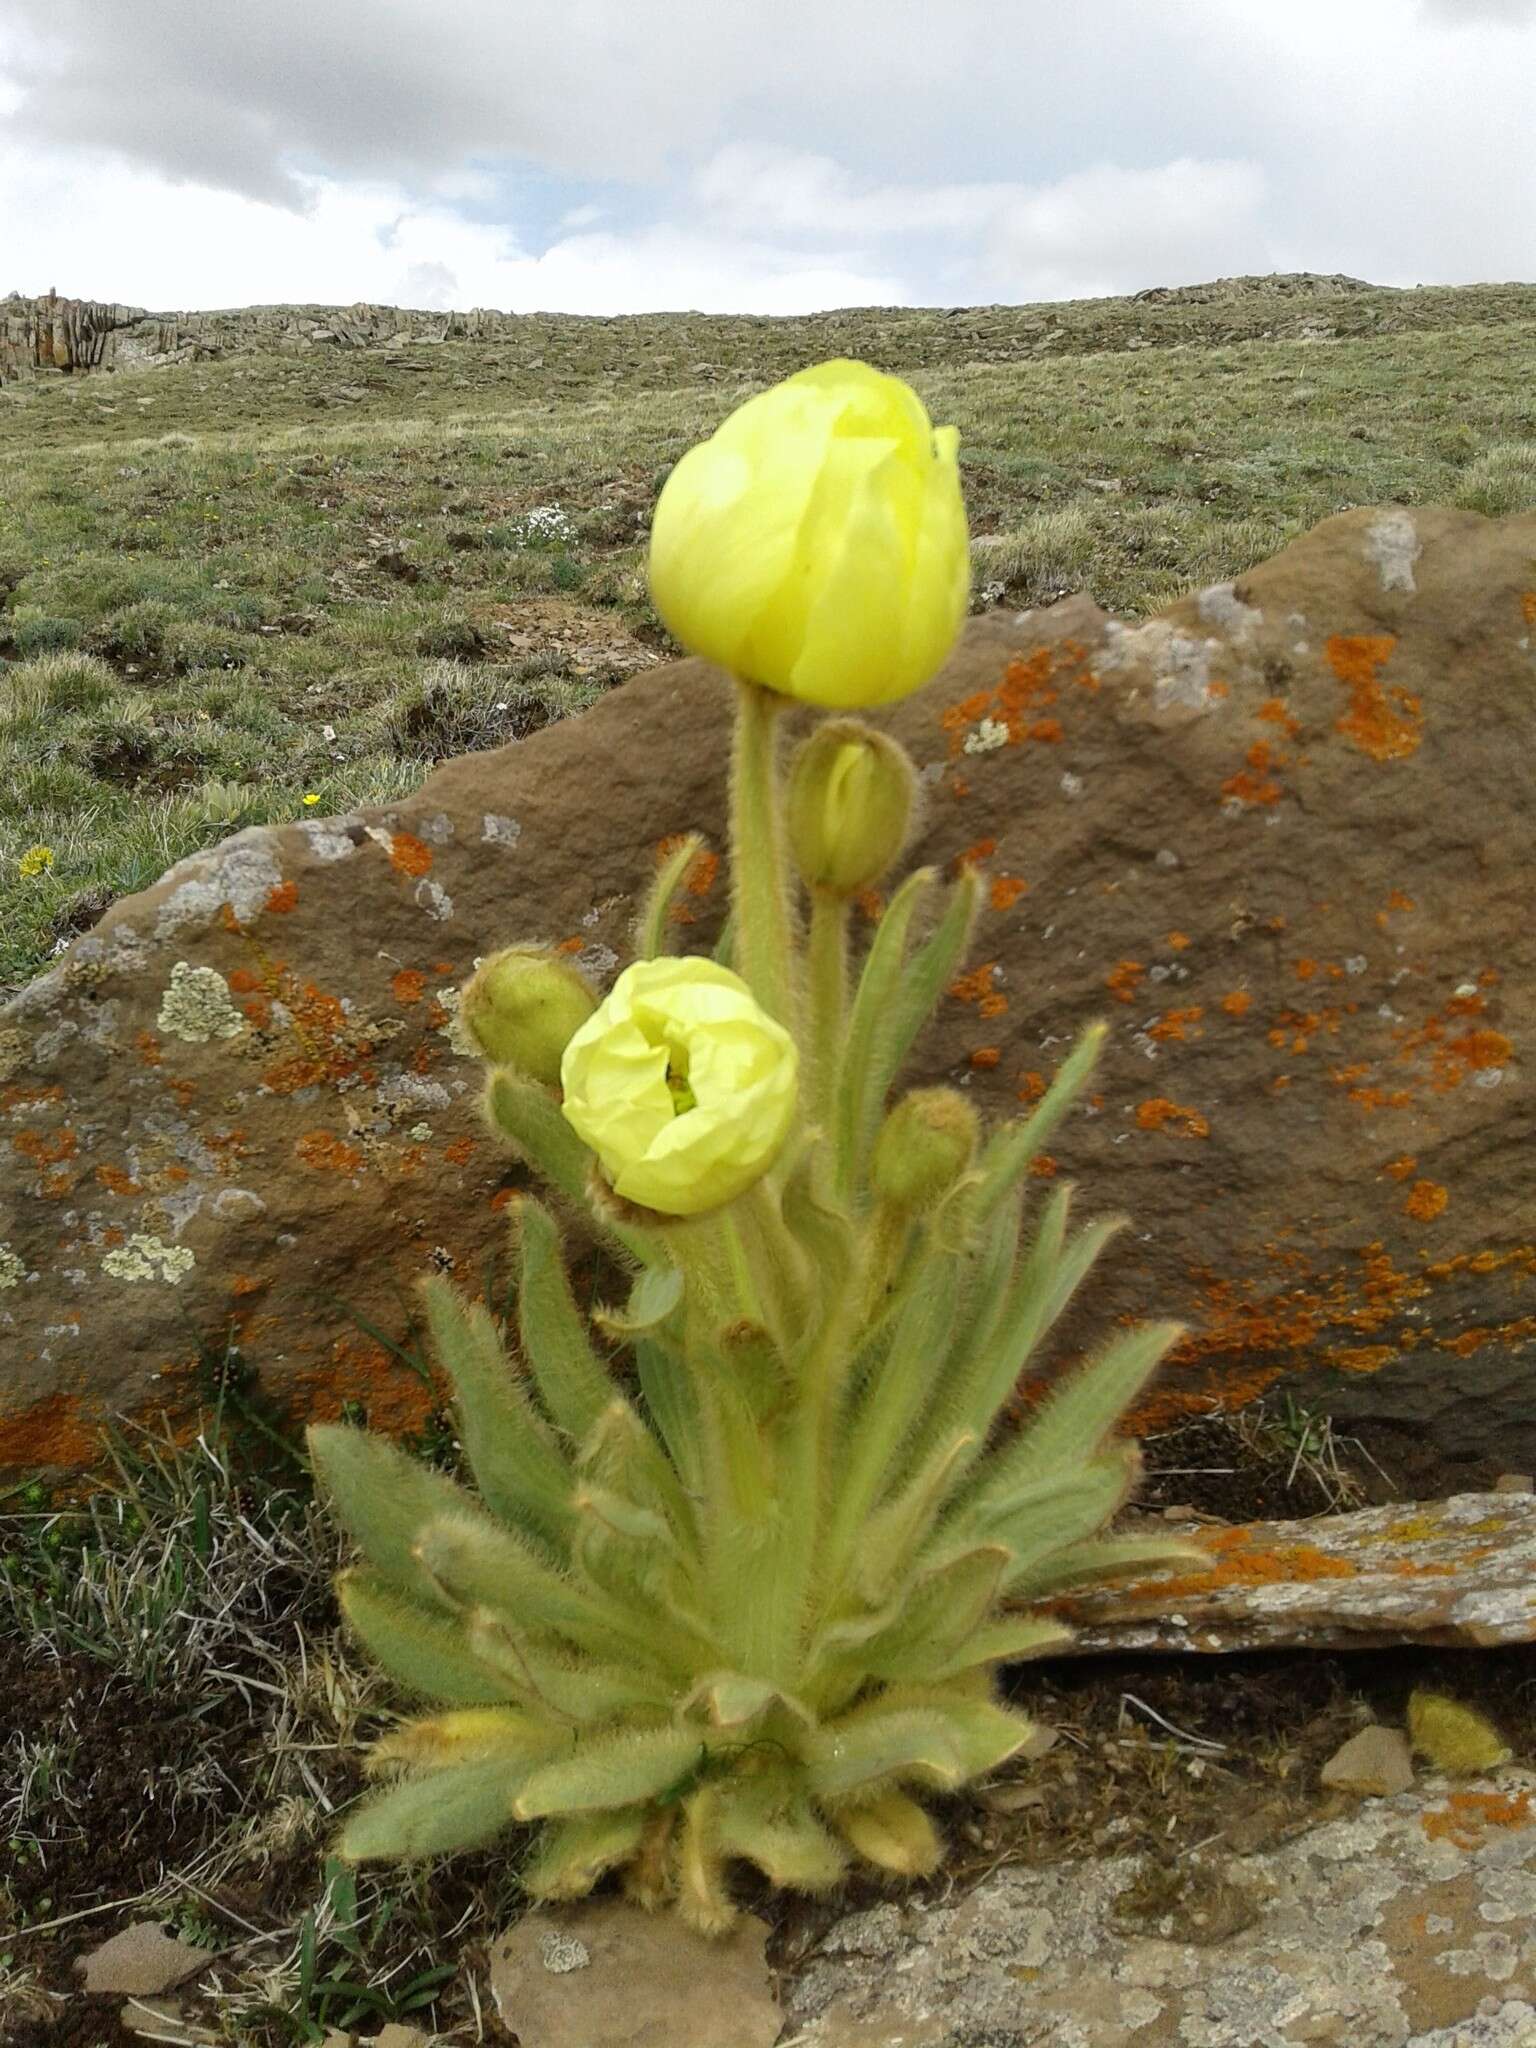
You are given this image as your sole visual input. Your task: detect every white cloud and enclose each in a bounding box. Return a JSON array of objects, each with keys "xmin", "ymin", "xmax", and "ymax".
[
  {"xmin": 0, "ymin": 147, "xmax": 907, "ymax": 315},
  {"xmin": 694, "ymin": 147, "xmax": 1270, "ymax": 300}
]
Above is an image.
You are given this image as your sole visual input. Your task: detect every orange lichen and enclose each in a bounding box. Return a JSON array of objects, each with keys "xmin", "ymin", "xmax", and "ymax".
[
  {"xmin": 296, "ymin": 1130, "xmax": 363, "ymax": 1173},
  {"xmin": 1257, "ymin": 697, "xmax": 1302, "ymax": 739},
  {"xmin": 1328, "ymin": 633, "xmax": 1422, "ymax": 761},
  {"xmin": 978, "ymin": 993, "xmax": 1009, "ymax": 1021},
  {"xmin": 1221, "ymin": 740, "xmax": 1284, "ymax": 807},
  {"xmin": 950, "ymin": 961, "xmax": 1000, "ymax": 1006},
  {"xmin": 1106, "ymin": 959, "xmax": 1146, "ymax": 1005},
  {"xmin": 1220, "ymin": 991, "xmax": 1253, "ymax": 1018},
  {"xmin": 264, "ymin": 881, "xmax": 299, "ymax": 914},
  {"xmin": 1149, "ymin": 1007, "xmax": 1205, "ymax": 1043},
  {"xmin": 1522, "ymin": 592, "xmax": 1536, "ymax": 627},
  {"xmin": 231, "ymin": 1274, "xmax": 263, "ymax": 1298},
  {"xmin": 0, "ymin": 1391, "xmax": 112, "ymax": 1471},
  {"xmin": 1107, "ymin": 1526, "xmax": 1360, "ymax": 1603},
  {"xmin": 1422, "ymin": 1791, "xmax": 1532, "ymax": 1850},
  {"xmin": 1404, "ymin": 1179, "xmax": 1449, "ymax": 1222},
  {"xmin": 442, "ymin": 1137, "xmax": 475, "ymax": 1167},
  {"xmin": 1294, "ymin": 958, "xmax": 1318, "ymax": 982},
  {"xmin": 1166, "ymin": 932, "xmax": 1192, "ymax": 951},
  {"xmin": 1029, "ymin": 1155, "xmax": 1058, "ymax": 1178},
  {"xmin": 1029, "ymin": 718, "xmax": 1064, "ymax": 743},
  {"xmin": 391, "ymin": 968, "xmax": 428, "ymax": 1006},
  {"xmin": 940, "ymin": 651, "xmax": 1064, "ymax": 756},
  {"xmin": 990, "ymin": 875, "xmax": 1029, "ymax": 912},
  {"xmin": 853, "ymin": 887, "xmax": 884, "ymax": 923},
  {"xmin": 94, "ymin": 1164, "xmax": 142, "ymax": 1197},
  {"xmin": 1135, "ymin": 1098, "xmax": 1210, "ymax": 1138},
  {"xmin": 1017, "ymin": 1071, "xmax": 1047, "ymax": 1104},
  {"xmin": 1384, "ymin": 1155, "xmax": 1417, "ymax": 1180},
  {"xmin": 135, "ymin": 1030, "xmax": 164, "ymax": 1067},
  {"xmin": 969, "ymin": 1046, "xmax": 1001, "ymax": 1070},
  {"xmin": 14, "ymin": 1126, "xmax": 78, "ymax": 1167},
  {"xmin": 959, "ymin": 837, "xmax": 998, "ymax": 868},
  {"xmin": 388, "ymin": 832, "xmax": 433, "ymax": 878}
]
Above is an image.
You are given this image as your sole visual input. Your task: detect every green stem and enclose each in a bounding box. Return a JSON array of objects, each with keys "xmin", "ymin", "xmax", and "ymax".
[
  {"xmin": 729, "ymin": 676, "xmax": 797, "ymax": 1031},
  {"xmin": 720, "ymin": 1209, "xmax": 767, "ymax": 1328},
  {"xmin": 806, "ymin": 890, "xmax": 848, "ymax": 1133}
]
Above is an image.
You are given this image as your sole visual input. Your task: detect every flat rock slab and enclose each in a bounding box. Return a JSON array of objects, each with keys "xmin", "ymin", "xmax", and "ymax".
[
  {"xmin": 784, "ymin": 1776, "xmax": 1536, "ymax": 2046},
  {"xmin": 1054, "ymin": 1492, "xmax": 1536, "ymax": 1653},
  {"xmin": 74, "ymin": 1922, "xmax": 215, "ymax": 1996},
  {"xmin": 489, "ymin": 1897, "xmax": 780, "ymax": 2048},
  {"xmin": 4, "ymin": 505, "xmax": 1535, "ymax": 1474}
]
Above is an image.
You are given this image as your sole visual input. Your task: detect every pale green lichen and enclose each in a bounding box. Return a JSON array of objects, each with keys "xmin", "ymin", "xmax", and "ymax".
[
  {"xmin": 0, "ymin": 1027, "xmax": 28, "ymax": 1084},
  {"xmin": 101, "ymin": 1233, "xmax": 196, "ymax": 1284},
  {"xmin": 157, "ymin": 962, "xmax": 246, "ymax": 1044},
  {"xmin": 0, "ymin": 1243, "xmax": 26, "ymax": 1290},
  {"xmin": 436, "ymin": 982, "xmax": 477, "ymax": 1059}
]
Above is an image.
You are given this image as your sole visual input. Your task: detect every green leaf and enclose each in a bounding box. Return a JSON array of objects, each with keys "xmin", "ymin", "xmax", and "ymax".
[
  {"xmin": 834, "ymin": 866, "xmax": 936, "ymax": 1193},
  {"xmin": 520, "ymin": 1810, "xmax": 650, "ymax": 1900},
  {"xmin": 864, "ymin": 864, "xmax": 982, "ymax": 1128},
  {"xmin": 985, "ymin": 1450, "xmax": 1143, "ymax": 1590},
  {"xmin": 1007, "ymin": 1531, "xmax": 1207, "ymax": 1601},
  {"xmin": 715, "ymin": 1782, "xmax": 847, "ymax": 1890},
  {"xmin": 635, "ymin": 1337, "xmax": 705, "ymax": 1494},
  {"xmin": 515, "ymin": 1197, "xmax": 619, "ymax": 1441},
  {"xmin": 308, "ymin": 1425, "xmax": 484, "ymax": 1603},
  {"xmin": 338, "ymin": 1758, "xmax": 528, "ymax": 1861},
  {"xmin": 420, "ymin": 1276, "xmax": 573, "ymax": 1547},
  {"xmin": 979, "ymin": 1321, "xmax": 1182, "ymax": 1499},
  {"xmin": 637, "ymin": 832, "xmax": 706, "ymax": 959},
  {"xmin": 463, "ymin": 1612, "xmax": 676, "ymax": 1721},
  {"xmin": 930, "ymin": 1615, "xmax": 1074, "ymax": 1676},
  {"xmin": 973, "ymin": 1022, "xmax": 1107, "ymax": 1224},
  {"xmin": 680, "ymin": 1672, "xmax": 817, "ymax": 1731},
  {"xmin": 859, "ymin": 1546, "xmax": 1011, "ymax": 1680},
  {"xmin": 514, "ymin": 1725, "xmax": 707, "ymax": 1819},
  {"xmin": 414, "ymin": 1512, "xmax": 624, "ymax": 1650},
  {"xmin": 858, "ymin": 1431, "xmax": 976, "ymax": 1600},
  {"xmin": 593, "ymin": 1263, "xmax": 684, "ymax": 1341},
  {"xmin": 337, "ymin": 1570, "xmax": 511, "ymax": 1704},
  {"xmin": 811, "ymin": 1703, "xmax": 966, "ymax": 1802}
]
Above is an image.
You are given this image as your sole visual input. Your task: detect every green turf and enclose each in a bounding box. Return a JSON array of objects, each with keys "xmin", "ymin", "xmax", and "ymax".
[{"xmin": 3, "ymin": 280, "xmax": 1535, "ymax": 996}]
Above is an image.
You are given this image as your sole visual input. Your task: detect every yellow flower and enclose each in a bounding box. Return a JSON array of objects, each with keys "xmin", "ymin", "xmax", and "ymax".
[
  {"xmin": 302, "ymin": 793, "xmax": 321, "ymax": 808},
  {"xmin": 18, "ymin": 844, "xmax": 54, "ymax": 877},
  {"xmin": 560, "ymin": 957, "xmax": 798, "ymax": 1216},
  {"xmin": 648, "ymin": 358, "xmax": 969, "ymax": 708}
]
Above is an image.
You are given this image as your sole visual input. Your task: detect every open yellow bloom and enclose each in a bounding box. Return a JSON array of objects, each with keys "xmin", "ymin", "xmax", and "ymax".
[
  {"xmin": 560, "ymin": 957, "xmax": 798, "ymax": 1216},
  {"xmin": 648, "ymin": 359, "xmax": 969, "ymax": 708}
]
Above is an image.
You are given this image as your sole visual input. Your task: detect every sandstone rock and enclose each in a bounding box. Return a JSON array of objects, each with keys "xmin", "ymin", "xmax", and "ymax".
[
  {"xmin": 783, "ymin": 1778, "xmax": 1536, "ymax": 2046},
  {"xmin": 0, "ymin": 289, "xmax": 155, "ymax": 378},
  {"xmin": 3, "ymin": 506, "xmax": 1535, "ymax": 1476},
  {"xmin": 488, "ymin": 1899, "xmax": 780, "ymax": 2048},
  {"xmin": 1322, "ymin": 1725, "xmax": 1415, "ymax": 1797},
  {"xmin": 1054, "ymin": 1492, "xmax": 1536, "ymax": 1654},
  {"xmin": 75, "ymin": 1922, "xmax": 214, "ymax": 1995}
]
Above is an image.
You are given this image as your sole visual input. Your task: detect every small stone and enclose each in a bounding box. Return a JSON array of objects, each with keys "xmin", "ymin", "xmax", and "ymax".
[
  {"xmin": 1494, "ymin": 1474, "xmax": 1534, "ymax": 1494},
  {"xmin": 119, "ymin": 1996, "xmax": 217, "ymax": 2044},
  {"xmin": 981, "ymin": 1782, "xmax": 1050, "ymax": 1815},
  {"xmin": 77, "ymin": 1923, "xmax": 215, "ymax": 1996},
  {"xmin": 1321, "ymin": 1724, "xmax": 1415, "ymax": 1797},
  {"xmin": 490, "ymin": 1900, "xmax": 780, "ymax": 2048},
  {"xmin": 373, "ymin": 2027, "xmax": 430, "ymax": 2048}
]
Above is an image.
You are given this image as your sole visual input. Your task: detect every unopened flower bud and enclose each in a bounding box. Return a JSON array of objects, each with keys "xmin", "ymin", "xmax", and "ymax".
[
  {"xmin": 787, "ymin": 720, "xmax": 916, "ymax": 895},
  {"xmin": 461, "ymin": 946, "xmax": 597, "ymax": 1085},
  {"xmin": 872, "ymin": 1087, "xmax": 979, "ymax": 1211}
]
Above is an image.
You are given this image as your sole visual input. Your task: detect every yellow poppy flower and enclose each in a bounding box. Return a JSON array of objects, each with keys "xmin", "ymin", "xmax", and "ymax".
[
  {"xmin": 648, "ymin": 358, "xmax": 969, "ymax": 708},
  {"xmin": 560, "ymin": 957, "xmax": 798, "ymax": 1216}
]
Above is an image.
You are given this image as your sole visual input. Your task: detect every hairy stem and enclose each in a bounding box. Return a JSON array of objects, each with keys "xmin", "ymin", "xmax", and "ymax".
[
  {"xmin": 729, "ymin": 676, "xmax": 797, "ymax": 1031},
  {"xmin": 806, "ymin": 889, "xmax": 849, "ymax": 1132}
]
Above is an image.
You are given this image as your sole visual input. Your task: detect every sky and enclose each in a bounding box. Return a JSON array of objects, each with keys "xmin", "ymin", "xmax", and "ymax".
[{"xmin": 0, "ymin": 0, "xmax": 1533, "ymax": 316}]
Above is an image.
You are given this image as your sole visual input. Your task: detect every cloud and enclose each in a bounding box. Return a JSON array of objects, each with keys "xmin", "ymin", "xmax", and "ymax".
[
  {"xmin": 0, "ymin": 146, "xmax": 907, "ymax": 315},
  {"xmin": 1421, "ymin": 0, "xmax": 1535, "ymax": 19}
]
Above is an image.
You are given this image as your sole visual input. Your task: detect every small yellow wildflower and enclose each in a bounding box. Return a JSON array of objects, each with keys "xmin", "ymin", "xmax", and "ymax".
[
  {"xmin": 18, "ymin": 845, "xmax": 54, "ymax": 877},
  {"xmin": 302, "ymin": 793, "xmax": 321, "ymax": 807}
]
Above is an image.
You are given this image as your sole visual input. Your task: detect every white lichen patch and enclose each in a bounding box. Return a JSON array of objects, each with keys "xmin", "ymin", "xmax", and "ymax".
[
  {"xmin": 415, "ymin": 811, "xmax": 454, "ymax": 846},
  {"xmin": 415, "ymin": 879, "xmax": 454, "ymax": 921},
  {"xmin": 1196, "ymin": 581, "xmax": 1262, "ymax": 642},
  {"xmin": 482, "ymin": 813, "xmax": 522, "ymax": 847},
  {"xmin": 155, "ymin": 837, "xmax": 284, "ymax": 937},
  {"xmin": 101, "ymin": 1233, "xmax": 196, "ymax": 1284},
  {"xmin": 0, "ymin": 1243, "xmax": 27, "ymax": 1290},
  {"xmin": 1365, "ymin": 509, "xmax": 1422, "ymax": 593},
  {"xmin": 963, "ymin": 717, "xmax": 1010, "ymax": 755},
  {"xmin": 300, "ymin": 818, "xmax": 359, "ymax": 863},
  {"xmin": 434, "ymin": 983, "xmax": 477, "ymax": 1058},
  {"xmin": 157, "ymin": 962, "xmax": 246, "ymax": 1043},
  {"xmin": 1103, "ymin": 619, "xmax": 1226, "ymax": 715}
]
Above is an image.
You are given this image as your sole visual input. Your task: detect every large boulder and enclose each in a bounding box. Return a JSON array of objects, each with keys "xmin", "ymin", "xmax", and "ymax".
[{"xmin": 2, "ymin": 506, "xmax": 1532, "ymax": 1478}]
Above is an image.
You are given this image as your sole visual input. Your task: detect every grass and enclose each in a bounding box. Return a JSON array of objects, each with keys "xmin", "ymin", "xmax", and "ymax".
[{"xmin": 4, "ymin": 277, "xmax": 1536, "ymax": 994}]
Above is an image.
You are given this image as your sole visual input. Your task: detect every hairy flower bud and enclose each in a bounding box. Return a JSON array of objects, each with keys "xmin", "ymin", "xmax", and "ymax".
[
  {"xmin": 871, "ymin": 1088, "xmax": 979, "ymax": 1211},
  {"xmin": 461, "ymin": 946, "xmax": 597, "ymax": 1085},
  {"xmin": 787, "ymin": 720, "xmax": 916, "ymax": 895}
]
